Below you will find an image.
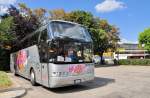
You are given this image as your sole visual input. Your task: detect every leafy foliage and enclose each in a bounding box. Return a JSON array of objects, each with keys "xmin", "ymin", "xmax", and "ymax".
[
  {"xmin": 8, "ymin": 5, "xmax": 39, "ymax": 43},
  {"xmin": 49, "ymin": 9, "xmax": 66, "ymax": 20},
  {"xmin": 118, "ymin": 59, "xmax": 150, "ymax": 65},
  {"xmin": 0, "ymin": 4, "xmax": 46, "ymax": 70},
  {"xmin": 66, "ymin": 11, "xmax": 93, "ymax": 28},
  {"xmin": 139, "ymin": 28, "xmax": 150, "ymax": 52},
  {"xmin": 0, "ymin": 17, "xmax": 14, "ymax": 42},
  {"xmin": 0, "ymin": 16, "xmax": 15, "ymax": 71}
]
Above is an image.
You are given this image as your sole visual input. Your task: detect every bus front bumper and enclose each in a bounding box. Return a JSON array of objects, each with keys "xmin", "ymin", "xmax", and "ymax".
[{"xmin": 49, "ymin": 73, "xmax": 94, "ymax": 88}]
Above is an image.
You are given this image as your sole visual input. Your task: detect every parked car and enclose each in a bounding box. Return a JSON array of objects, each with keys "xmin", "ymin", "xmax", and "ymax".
[
  {"xmin": 104, "ymin": 57, "xmax": 114, "ymax": 65},
  {"xmin": 93, "ymin": 55, "xmax": 101, "ymax": 64}
]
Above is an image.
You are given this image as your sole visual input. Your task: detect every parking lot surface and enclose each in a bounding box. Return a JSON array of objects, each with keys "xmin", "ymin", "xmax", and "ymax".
[{"xmin": 11, "ymin": 66, "xmax": 150, "ymax": 98}]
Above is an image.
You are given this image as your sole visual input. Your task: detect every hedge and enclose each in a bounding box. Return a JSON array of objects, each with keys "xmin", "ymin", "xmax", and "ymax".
[
  {"xmin": 0, "ymin": 57, "xmax": 10, "ymax": 71},
  {"xmin": 118, "ymin": 59, "xmax": 150, "ymax": 65},
  {"xmin": 0, "ymin": 48, "xmax": 10, "ymax": 71}
]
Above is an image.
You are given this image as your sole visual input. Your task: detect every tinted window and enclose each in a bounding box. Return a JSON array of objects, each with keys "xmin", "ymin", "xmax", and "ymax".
[{"xmin": 39, "ymin": 29, "xmax": 48, "ymax": 63}]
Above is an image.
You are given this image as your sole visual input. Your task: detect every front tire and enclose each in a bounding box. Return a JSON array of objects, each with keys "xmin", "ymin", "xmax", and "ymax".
[{"xmin": 30, "ymin": 69, "xmax": 36, "ymax": 86}]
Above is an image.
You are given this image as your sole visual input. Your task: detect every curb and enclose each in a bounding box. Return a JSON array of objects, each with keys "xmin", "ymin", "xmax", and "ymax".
[
  {"xmin": 0, "ymin": 87, "xmax": 23, "ymax": 93},
  {"xmin": 14, "ymin": 89, "xmax": 27, "ymax": 98},
  {"xmin": 0, "ymin": 87, "xmax": 27, "ymax": 98},
  {"xmin": 0, "ymin": 73, "xmax": 29, "ymax": 98}
]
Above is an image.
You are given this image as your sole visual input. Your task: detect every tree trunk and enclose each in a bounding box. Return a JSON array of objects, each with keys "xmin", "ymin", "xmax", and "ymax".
[{"xmin": 99, "ymin": 52, "xmax": 104, "ymax": 64}]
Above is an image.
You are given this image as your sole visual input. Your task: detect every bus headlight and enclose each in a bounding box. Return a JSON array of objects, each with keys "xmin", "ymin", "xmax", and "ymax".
[{"xmin": 52, "ymin": 72, "xmax": 69, "ymax": 77}]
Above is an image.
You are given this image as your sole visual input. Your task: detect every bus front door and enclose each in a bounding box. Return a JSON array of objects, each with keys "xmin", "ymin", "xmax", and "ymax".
[{"xmin": 41, "ymin": 63, "xmax": 49, "ymax": 87}]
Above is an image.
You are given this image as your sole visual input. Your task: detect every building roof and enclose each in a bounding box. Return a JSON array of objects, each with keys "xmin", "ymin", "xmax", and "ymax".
[{"xmin": 118, "ymin": 43, "xmax": 140, "ymax": 50}]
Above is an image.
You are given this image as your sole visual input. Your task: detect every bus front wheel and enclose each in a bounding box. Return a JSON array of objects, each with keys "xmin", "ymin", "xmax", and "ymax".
[{"xmin": 30, "ymin": 69, "xmax": 36, "ymax": 86}]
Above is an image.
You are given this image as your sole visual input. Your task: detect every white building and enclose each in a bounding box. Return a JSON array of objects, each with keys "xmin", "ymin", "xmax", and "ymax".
[
  {"xmin": 0, "ymin": 17, "xmax": 1, "ymax": 23},
  {"xmin": 114, "ymin": 43, "xmax": 149, "ymax": 60}
]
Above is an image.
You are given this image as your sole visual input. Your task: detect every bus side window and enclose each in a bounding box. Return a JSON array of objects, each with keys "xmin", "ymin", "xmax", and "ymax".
[
  {"xmin": 30, "ymin": 32, "xmax": 40, "ymax": 46},
  {"xmin": 48, "ymin": 41, "xmax": 58, "ymax": 63},
  {"xmin": 39, "ymin": 29, "xmax": 48, "ymax": 63},
  {"xmin": 23, "ymin": 39, "xmax": 30, "ymax": 49}
]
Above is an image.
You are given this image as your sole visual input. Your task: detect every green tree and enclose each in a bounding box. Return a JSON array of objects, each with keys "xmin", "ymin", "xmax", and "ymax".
[
  {"xmin": 0, "ymin": 16, "xmax": 15, "ymax": 70},
  {"xmin": 90, "ymin": 21, "xmax": 120, "ymax": 63},
  {"xmin": 34, "ymin": 8, "xmax": 46, "ymax": 22},
  {"xmin": 0, "ymin": 4, "xmax": 46, "ymax": 70},
  {"xmin": 139, "ymin": 28, "xmax": 150, "ymax": 52},
  {"xmin": 66, "ymin": 10, "xmax": 93, "ymax": 28},
  {"xmin": 0, "ymin": 16, "xmax": 15, "ymax": 49},
  {"xmin": 49, "ymin": 9, "xmax": 66, "ymax": 20},
  {"xmin": 8, "ymin": 4, "xmax": 46, "ymax": 48}
]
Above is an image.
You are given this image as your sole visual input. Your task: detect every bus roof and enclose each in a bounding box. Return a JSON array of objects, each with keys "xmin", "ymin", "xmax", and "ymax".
[{"xmin": 50, "ymin": 20, "xmax": 82, "ymax": 26}]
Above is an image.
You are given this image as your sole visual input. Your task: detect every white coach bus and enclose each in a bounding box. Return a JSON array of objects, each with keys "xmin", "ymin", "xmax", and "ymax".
[{"xmin": 10, "ymin": 20, "xmax": 94, "ymax": 88}]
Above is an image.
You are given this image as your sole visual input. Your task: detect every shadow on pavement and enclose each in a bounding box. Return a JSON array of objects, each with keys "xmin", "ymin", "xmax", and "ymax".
[
  {"xmin": 95, "ymin": 64, "xmax": 120, "ymax": 68},
  {"xmin": 48, "ymin": 77, "xmax": 115, "ymax": 93},
  {"xmin": 13, "ymin": 74, "xmax": 115, "ymax": 93}
]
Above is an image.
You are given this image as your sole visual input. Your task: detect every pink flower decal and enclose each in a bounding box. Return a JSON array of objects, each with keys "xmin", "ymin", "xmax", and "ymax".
[
  {"xmin": 16, "ymin": 50, "xmax": 27, "ymax": 71},
  {"xmin": 69, "ymin": 64, "xmax": 86, "ymax": 74}
]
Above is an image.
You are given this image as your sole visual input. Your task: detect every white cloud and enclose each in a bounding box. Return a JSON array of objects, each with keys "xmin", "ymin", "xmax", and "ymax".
[
  {"xmin": 0, "ymin": 0, "xmax": 16, "ymax": 14},
  {"xmin": 0, "ymin": 5, "xmax": 8, "ymax": 14},
  {"xmin": 95, "ymin": 0, "xmax": 126, "ymax": 13},
  {"xmin": 0, "ymin": 0, "xmax": 16, "ymax": 5}
]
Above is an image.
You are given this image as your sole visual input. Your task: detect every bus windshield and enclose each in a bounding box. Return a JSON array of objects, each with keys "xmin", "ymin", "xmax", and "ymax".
[
  {"xmin": 48, "ymin": 40, "xmax": 93, "ymax": 64},
  {"xmin": 49, "ymin": 21, "xmax": 92, "ymax": 42}
]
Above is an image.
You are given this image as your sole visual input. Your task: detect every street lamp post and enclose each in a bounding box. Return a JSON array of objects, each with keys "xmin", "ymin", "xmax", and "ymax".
[{"xmin": 142, "ymin": 44, "xmax": 145, "ymax": 59}]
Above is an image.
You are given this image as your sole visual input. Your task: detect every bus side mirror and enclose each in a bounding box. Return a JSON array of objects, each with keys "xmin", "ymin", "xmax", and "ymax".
[
  {"xmin": 48, "ymin": 40, "xmax": 57, "ymax": 46},
  {"xmin": 40, "ymin": 39, "xmax": 45, "ymax": 43},
  {"xmin": 48, "ymin": 41, "xmax": 52, "ymax": 46}
]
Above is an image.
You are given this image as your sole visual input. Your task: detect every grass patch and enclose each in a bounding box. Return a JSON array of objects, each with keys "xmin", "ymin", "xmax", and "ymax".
[{"xmin": 0, "ymin": 71, "xmax": 12, "ymax": 89}]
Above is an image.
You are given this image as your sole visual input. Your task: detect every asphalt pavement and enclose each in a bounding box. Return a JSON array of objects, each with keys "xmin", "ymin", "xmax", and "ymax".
[{"xmin": 7, "ymin": 66, "xmax": 150, "ymax": 98}]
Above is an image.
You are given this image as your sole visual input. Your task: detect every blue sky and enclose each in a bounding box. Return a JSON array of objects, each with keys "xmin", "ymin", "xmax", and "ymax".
[{"xmin": 1, "ymin": 0, "xmax": 150, "ymax": 43}]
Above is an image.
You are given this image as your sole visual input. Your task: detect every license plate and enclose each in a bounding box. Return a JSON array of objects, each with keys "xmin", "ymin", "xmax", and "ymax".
[{"xmin": 74, "ymin": 79, "xmax": 81, "ymax": 84}]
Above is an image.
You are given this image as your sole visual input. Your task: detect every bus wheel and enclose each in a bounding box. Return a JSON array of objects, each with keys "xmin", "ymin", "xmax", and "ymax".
[
  {"xmin": 14, "ymin": 71, "xmax": 18, "ymax": 76},
  {"xmin": 14, "ymin": 65, "xmax": 18, "ymax": 76},
  {"xmin": 30, "ymin": 69, "xmax": 36, "ymax": 86}
]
